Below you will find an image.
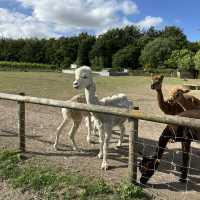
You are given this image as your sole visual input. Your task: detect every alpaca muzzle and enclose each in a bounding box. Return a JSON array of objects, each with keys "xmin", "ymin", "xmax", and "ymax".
[
  {"xmin": 151, "ymin": 84, "xmax": 155, "ymax": 89},
  {"xmin": 73, "ymin": 80, "xmax": 79, "ymax": 89}
]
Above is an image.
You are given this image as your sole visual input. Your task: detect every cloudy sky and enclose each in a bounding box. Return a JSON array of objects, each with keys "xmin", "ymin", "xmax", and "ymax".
[{"xmin": 0, "ymin": 0, "xmax": 199, "ymax": 41}]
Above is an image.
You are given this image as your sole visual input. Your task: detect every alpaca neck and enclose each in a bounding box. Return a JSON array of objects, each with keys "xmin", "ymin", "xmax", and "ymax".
[
  {"xmin": 156, "ymin": 88, "xmax": 167, "ymax": 111},
  {"xmin": 177, "ymin": 98, "xmax": 190, "ymax": 111},
  {"xmin": 85, "ymin": 80, "xmax": 98, "ymax": 105}
]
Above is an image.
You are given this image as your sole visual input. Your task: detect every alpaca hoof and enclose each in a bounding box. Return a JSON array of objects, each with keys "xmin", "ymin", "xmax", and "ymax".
[
  {"xmin": 98, "ymin": 153, "xmax": 103, "ymax": 159},
  {"xmin": 101, "ymin": 162, "xmax": 109, "ymax": 171}
]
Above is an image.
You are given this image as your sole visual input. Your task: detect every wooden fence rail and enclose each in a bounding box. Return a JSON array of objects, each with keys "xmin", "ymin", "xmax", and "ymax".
[{"xmin": 0, "ymin": 92, "xmax": 200, "ymax": 184}]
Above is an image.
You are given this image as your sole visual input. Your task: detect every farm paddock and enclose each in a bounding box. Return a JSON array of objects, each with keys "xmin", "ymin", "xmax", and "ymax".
[{"xmin": 0, "ymin": 72, "xmax": 200, "ymax": 199}]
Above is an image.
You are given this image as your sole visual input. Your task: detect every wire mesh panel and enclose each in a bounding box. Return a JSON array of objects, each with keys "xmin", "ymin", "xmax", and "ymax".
[{"xmin": 137, "ymin": 120, "xmax": 200, "ymax": 200}]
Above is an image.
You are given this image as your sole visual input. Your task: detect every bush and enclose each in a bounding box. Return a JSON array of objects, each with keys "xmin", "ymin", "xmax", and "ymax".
[
  {"xmin": 0, "ymin": 61, "xmax": 57, "ymax": 71},
  {"xmin": 194, "ymin": 50, "xmax": 200, "ymax": 70}
]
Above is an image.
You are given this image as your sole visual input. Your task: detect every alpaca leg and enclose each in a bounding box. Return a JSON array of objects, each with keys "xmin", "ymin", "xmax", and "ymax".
[
  {"xmin": 98, "ymin": 127, "xmax": 104, "ymax": 159},
  {"xmin": 101, "ymin": 127, "xmax": 112, "ymax": 170},
  {"xmin": 156, "ymin": 126, "xmax": 174, "ymax": 159},
  {"xmin": 117, "ymin": 123, "xmax": 125, "ymax": 147},
  {"xmin": 54, "ymin": 119, "xmax": 68, "ymax": 150},
  {"xmin": 180, "ymin": 141, "xmax": 191, "ymax": 183},
  {"xmin": 86, "ymin": 115, "xmax": 92, "ymax": 144},
  {"xmin": 69, "ymin": 120, "xmax": 81, "ymax": 151}
]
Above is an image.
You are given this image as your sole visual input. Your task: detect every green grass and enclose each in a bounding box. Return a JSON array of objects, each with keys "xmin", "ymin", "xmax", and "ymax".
[
  {"xmin": 0, "ymin": 150, "xmax": 148, "ymax": 200},
  {"xmin": 0, "ymin": 71, "xmax": 192, "ymax": 100}
]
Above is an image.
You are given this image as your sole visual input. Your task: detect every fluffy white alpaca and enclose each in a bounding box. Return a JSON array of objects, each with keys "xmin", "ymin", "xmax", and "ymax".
[
  {"xmin": 73, "ymin": 66, "xmax": 133, "ymax": 170},
  {"xmin": 54, "ymin": 94, "xmax": 92, "ymax": 151}
]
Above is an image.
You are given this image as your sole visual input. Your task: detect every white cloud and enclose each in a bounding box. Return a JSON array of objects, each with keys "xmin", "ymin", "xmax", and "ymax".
[
  {"xmin": 136, "ymin": 16, "xmax": 163, "ymax": 28},
  {"xmin": 0, "ymin": 8, "xmax": 59, "ymax": 38},
  {"xmin": 0, "ymin": 1, "xmax": 163, "ymax": 38},
  {"xmin": 122, "ymin": 0, "xmax": 139, "ymax": 15},
  {"xmin": 17, "ymin": 0, "xmax": 139, "ymax": 29}
]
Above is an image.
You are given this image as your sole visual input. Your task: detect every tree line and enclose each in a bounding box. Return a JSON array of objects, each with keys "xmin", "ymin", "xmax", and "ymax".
[{"xmin": 0, "ymin": 26, "xmax": 199, "ymax": 71}]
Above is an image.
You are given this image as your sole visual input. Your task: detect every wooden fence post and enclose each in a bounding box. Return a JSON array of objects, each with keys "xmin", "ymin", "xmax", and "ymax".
[
  {"xmin": 128, "ymin": 106, "xmax": 139, "ymax": 183},
  {"xmin": 18, "ymin": 92, "xmax": 25, "ymax": 152}
]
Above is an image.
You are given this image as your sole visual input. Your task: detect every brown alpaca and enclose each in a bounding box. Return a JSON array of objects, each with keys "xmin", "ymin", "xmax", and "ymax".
[
  {"xmin": 171, "ymin": 88, "xmax": 200, "ymax": 111},
  {"xmin": 139, "ymin": 109, "xmax": 200, "ymax": 184},
  {"xmin": 151, "ymin": 75, "xmax": 200, "ymax": 114}
]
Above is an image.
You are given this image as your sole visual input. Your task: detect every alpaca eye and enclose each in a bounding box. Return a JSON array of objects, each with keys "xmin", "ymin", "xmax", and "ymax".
[{"xmin": 81, "ymin": 75, "xmax": 87, "ymax": 79}]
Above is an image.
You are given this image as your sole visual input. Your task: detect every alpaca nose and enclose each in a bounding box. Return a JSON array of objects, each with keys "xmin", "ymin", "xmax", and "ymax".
[{"xmin": 73, "ymin": 80, "xmax": 79, "ymax": 89}]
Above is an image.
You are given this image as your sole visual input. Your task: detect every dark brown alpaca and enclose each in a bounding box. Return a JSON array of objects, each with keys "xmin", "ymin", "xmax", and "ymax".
[
  {"xmin": 151, "ymin": 75, "xmax": 200, "ymax": 115},
  {"xmin": 139, "ymin": 109, "xmax": 200, "ymax": 184},
  {"xmin": 171, "ymin": 88, "xmax": 200, "ymax": 111}
]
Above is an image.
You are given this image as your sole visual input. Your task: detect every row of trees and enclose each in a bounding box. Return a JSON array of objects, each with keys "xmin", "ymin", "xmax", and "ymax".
[{"xmin": 0, "ymin": 26, "xmax": 199, "ymax": 71}]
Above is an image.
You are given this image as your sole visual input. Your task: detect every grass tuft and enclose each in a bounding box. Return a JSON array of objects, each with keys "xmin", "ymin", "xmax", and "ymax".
[{"xmin": 0, "ymin": 150, "xmax": 148, "ymax": 199}]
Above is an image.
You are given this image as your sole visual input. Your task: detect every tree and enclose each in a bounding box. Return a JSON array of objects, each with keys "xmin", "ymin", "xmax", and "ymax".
[
  {"xmin": 112, "ymin": 44, "xmax": 140, "ymax": 70},
  {"xmin": 61, "ymin": 57, "xmax": 73, "ymax": 69},
  {"xmin": 89, "ymin": 25, "xmax": 142, "ymax": 68},
  {"xmin": 76, "ymin": 37, "xmax": 95, "ymax": 66},
  {"xmin": 139, "ymin": 37, "xmax": 176, "ymax": 69},
  {"xmin": 194, "ymin": 50, "xmax": 200, "ymax": 70},
  {"xmin": 137, "ymin": 26, "xmax": 161, "ymax": 49},
  {"xmin": 165, "ymin": 50, "xmax": 180, "ymax": 68},
  {"xmin": 160, "ymin": 26, "xmax": 188, "ymax": 49},
  {"xmin": 177, "ymin": 49, "xmax": 194, "ymax": 70}
]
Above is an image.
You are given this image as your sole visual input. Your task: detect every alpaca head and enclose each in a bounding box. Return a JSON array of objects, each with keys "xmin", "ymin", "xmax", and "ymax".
[
  {"xmin": 73, "ymin": 66, "xmax": 93, "ymax": 90},
  {"xmin": 139, "ymin": 156, "xmax": 160, "ymax": 184},
  {"xmin": 171, "ymin": 88, "xmax": 190, "ymax": 104},
  {"xmin": 151, "ymin": 75, "xmax": 164, "ymax": 90}
]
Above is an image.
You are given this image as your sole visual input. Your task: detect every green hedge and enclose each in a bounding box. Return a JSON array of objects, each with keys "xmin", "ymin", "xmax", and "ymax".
[
  {"xmin": 0, "ymin": 61, "xmax": 57, "ymax": 71},
  {"xmin": 130, "ymin": 68, "xmax": 177, "ymax": 77}
]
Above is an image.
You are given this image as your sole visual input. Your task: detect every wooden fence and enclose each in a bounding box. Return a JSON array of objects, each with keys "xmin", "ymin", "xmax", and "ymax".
[{"xmin": 1, "ymin": 92, "xmax": 200, "ymax": 184}]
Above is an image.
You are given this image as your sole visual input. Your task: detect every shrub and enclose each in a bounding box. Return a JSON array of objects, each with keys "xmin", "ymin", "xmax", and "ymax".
[
  {"xmin": 0, "ymin": 61, "xmax": 57, "ymax": 71},
  {"xmin": 194, "ymin": 50, "xmax": 200, "ymax": 70}
]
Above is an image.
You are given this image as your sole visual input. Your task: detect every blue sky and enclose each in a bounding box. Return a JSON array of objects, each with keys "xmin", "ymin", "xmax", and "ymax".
[{"xmin": 0, "ymin": 0, "xmax": 199, "ymax": 41}]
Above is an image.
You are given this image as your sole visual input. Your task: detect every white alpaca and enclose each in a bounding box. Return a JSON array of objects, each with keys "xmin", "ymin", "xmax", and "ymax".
[
  {"xmin": 73, "ymin": 66, "xmax": 133, "ymax": 170},
  {"xmin": 54, "ymin": 94, "xmax": 92, "ymax": 151}
]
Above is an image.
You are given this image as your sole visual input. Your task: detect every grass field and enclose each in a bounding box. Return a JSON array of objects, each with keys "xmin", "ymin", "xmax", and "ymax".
[{"xmin": 0, "ymin": 71, "xmax": 186, "ymax": 100}]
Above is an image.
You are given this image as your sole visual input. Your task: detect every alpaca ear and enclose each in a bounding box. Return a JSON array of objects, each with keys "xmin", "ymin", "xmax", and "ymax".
[
  {"xmin": 183, "ymin": 89, "xmax": 190, "ymax": 94},
  {"xmin": 160, "ymin": 75, "xmax": 164, "ymax": 81}
]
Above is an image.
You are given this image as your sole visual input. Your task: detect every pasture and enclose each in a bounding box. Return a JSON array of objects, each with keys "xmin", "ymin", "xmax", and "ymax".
[{"xmin": 0, "ymin": 72, "xmax": 200, "ymax": 199}]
